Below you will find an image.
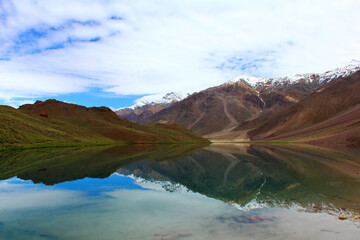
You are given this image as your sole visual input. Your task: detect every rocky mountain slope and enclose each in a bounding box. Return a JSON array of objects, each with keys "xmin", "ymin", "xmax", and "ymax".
[
  {"xmin": 0, "ymin": 99, "xmax": 208, "ymax": 149},
  {"xmin": 147, "ymin": 77, "xmax": 316, "ymax": 138},
  {"xmin": 140, "ymin": 80, "xmax": 266, "ymax": 136},
  {"xmin": 247, "ymin": 70, "xmax": 360, "ymax": 144}
]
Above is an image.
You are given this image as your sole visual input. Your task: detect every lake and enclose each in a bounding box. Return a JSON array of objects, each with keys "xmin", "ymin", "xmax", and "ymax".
[{"xmin": 0, "ymin": 144, "xmax": 360, "ymax": 239}]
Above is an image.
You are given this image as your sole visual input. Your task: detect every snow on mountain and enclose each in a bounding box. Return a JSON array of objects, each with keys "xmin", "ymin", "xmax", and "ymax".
[
  {"xmin": 231, "ymin": 60, "xmax": 360, "ymax": 88},
  {"xmin": 118, "ymin": 92, "xmax": 188, "ymax": 110},
  {"xmin": 316, "ymin": 59, "xmax": 360, "ymax": 83},
  {"xmin": 228, "ymin": 75, "xmax": 266, "ymax": 86},
  {"xmin": 116, "ymin": 61, "xmax": 360, "ymax": 112}
]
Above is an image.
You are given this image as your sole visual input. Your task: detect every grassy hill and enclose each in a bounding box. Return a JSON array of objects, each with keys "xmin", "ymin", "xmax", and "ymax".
[{"xmin": 0, "ymin": 100, "xmax": 209, "ymax": 150}]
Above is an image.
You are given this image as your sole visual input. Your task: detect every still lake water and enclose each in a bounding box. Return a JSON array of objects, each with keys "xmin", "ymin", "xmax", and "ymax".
[{"xmin": 0, "ymin": 144, "xmax": 360, "ymax": 240}]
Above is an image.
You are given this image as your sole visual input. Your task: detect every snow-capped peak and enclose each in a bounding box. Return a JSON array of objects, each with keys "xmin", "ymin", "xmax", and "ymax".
[
  {"xmin": 161, "ymin": 92, "xmax": 186, "ymax": 103},
  {"xmin": 229, "ymin": 75, "xmax": 266, "ymax": 86},
  {"xmin": 118, "ymin": 92, "xmax": 188, "ymax": 110},
  {"xmin": 230, "ymin": 60, "xmax": 360, "ymax": 88},
  {"xmin": 317, "ymin": 59, "xmax": 360, "ymax": 83}
]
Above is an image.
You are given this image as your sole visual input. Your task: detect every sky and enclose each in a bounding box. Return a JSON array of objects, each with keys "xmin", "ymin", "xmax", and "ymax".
[{"xmin": 0, "ymin": 0, "xmax": 360, "ymax": 109}]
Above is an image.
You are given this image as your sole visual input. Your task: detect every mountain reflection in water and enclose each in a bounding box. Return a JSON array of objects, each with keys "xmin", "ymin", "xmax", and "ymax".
[
  {"xmin": 1, "ymin": 143, "xmax": 360, "ymax": 239},
  {"xmin": 1, "ymin": 143, "xmax": 360, "ymax": 216},
  {"xmin": 118, "ymin": 144, "xmax": 360, "ymax": 215}
]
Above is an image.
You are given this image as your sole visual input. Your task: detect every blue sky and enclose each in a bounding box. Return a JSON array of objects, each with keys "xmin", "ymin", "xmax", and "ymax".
[
  {"xmin": 0, "ymin": 0, "xmax": 360, "ymax": 108},
  {"xmin": 3, "ymin": 174, "xmax": 146, "ymax": 195}
]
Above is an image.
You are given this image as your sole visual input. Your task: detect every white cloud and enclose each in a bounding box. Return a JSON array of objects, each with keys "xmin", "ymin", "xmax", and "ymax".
[
  {"xmin": 0, "ymin": 0, "xmax": 360, "ymax": 105},
  {"xmin": 0, "ymin": 179, "xmax": 85, "ymax": 210}
]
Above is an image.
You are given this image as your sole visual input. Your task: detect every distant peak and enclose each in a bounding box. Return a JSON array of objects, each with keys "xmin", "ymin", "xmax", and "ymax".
[
  {"xmin": 349, "ymin": 59, "xmax": 360, "ymax": 65},
  {"xmin": 161, "ymin": 92, "xmax": 186, "ymax": 102},
  {"xmin": 228, "ymin": 60, "xmax": 360, "ymax": 88},
  {"xmin": 118, "ymin": 92, "xmax": 189, "ymax": 110},
  {"xmin": 227, "ymin": 75, "xmax": 265, "ymax": 85}
]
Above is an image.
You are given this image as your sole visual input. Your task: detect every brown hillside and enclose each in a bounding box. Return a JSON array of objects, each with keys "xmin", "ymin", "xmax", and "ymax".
[
  {"xmin": 233, "ymin": 77, "xmax": 322, "ymax": 133},
  {"xmin": 116, "ymin": 103, "xmax": 169, "ymax": 123},
  {"xmin": 141, "ymin": 81, "xmax": 264, "ymax": 135},
  {"xmin": 138, "ymin": 77, "xmax": 319, "ymax": 141},
  {"xmin": 248, "ymin": 71, "xmax": 360, "ymax": 141}
]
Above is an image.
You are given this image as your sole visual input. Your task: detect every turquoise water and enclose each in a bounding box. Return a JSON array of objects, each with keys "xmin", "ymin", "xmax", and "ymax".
[{"xmin": 0, "ymin": 144, "xmax": 359, "ymax": 239}]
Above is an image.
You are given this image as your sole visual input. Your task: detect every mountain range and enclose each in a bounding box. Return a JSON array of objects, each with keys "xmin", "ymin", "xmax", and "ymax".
[
  {"xmin": 117, "ymin": 60, "xmax": 360, "ymax": 144},
  {"xmin": 1, "ymin": 61, "xmax": 359, "ymax": 148}
]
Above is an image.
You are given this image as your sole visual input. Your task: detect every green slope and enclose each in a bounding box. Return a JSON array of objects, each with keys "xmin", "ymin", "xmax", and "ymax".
[{"xmin": 0, "ymin": 101, "xmax": 209, "ymax": 150}]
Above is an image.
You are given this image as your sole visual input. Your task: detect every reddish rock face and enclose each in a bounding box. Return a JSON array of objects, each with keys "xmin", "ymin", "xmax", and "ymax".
[
  {"xmin": 123, "ymin": 78, "xmax": 318, "ymax": 137},
  {"xmin": 116, "ymin": 103, "xmax": 170, "ymax": 123},
  {"xmin": 138, "ymin": 81, "xmax": 264, "ymax": 135}
]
